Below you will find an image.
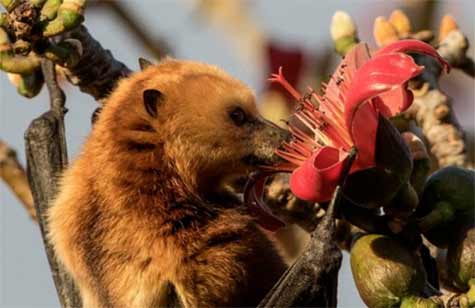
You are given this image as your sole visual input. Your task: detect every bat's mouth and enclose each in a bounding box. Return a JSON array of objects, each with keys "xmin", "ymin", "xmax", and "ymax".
[
  {"xmin": 242, "ymin": 153, "xmax": 282, "ymax": 168},
  {"xmin": 242, "ymin": 154, "xmax": 270, "ymax": 167},
  {"xmin": 243, "ymin": 171, "xmax": 285, "ymax": 232}
]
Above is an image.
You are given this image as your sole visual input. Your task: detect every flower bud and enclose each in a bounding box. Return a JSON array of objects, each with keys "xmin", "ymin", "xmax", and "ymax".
[
  {"xmin": 446, "ymin": 221, "xmax": 475, "ymax": 292},
  {"xmin": 331, "ymin": 11, "xmax": 357, "ymax": 41},
  {"xmin": 374, "ymin": 16, "xmax": 399, "ymax": 47},
  {"xmin": 439, "ymin": 15, "xmax": 458, "ymax": 43},
  {"xmin": 400, "ymin": 296, "xmax": 442, "ymax": 308},
  {"xmin": 351, "ymin": 234, "xmax": 427, "ymax": 308},
  {"xmin": 389, "ymin": 10, "xmax": 411, "ymax": 38},
  {"xmin": 417, "ymin": 166, "xmax": 475, "ymax": 248},
  {"xmin": 331, "ymin": 11, "xmax": 358, "ymax": 56},
  {"xmin": 8, "ymin": 70, "xmax": 44, "ymax": 98}
]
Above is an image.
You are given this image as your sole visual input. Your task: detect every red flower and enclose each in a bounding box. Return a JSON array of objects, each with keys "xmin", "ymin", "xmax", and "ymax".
[{"xmin": 270, "ymin": 40, "xmax": 449, "ymax": 203}]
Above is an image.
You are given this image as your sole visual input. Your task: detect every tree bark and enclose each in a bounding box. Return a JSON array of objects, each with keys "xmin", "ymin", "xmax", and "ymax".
[
  {"xmin": 24, "ymin": 59, "xmax": 82, "ymax": 308},
  {"xmin": 59, "ymin": 25, "xmax": 131, "ymax": 102}
]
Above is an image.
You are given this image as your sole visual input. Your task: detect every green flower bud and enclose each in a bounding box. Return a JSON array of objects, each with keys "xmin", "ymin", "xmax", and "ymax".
[
  {"xmin": 400, "ymin": 296, "xmax": 442, "ymax": 308},
  {"xmin": 350, "ymin": 234, "xmax": 427, "ymax": 308},
  {"xmin": 447, "ymin": 222, "xmax": 475, "ymax": 291},
  {"xmin": 417, "ymin": 167, "xmax": 475, "ymax": 248}
]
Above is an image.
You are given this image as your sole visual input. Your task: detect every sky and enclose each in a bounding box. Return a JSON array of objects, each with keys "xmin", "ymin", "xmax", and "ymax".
[{"xmin": 1, "ymin": 1, "xmax": 474, "ymax": 307}]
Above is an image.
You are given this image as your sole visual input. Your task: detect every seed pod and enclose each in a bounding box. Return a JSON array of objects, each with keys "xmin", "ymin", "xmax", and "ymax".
[
  {"xmin": 400, "ymin": 296, "xmax": 442, "ymax": 308},
  {"xmin": 350, "ymin": 234, "xmax": 427, "ymax": 308},
  {"xmin": 7, "ymin": 69, "xmax": 44, "ymax": 98},
  {"xmin": 417, "ymin": 166, "xmax": 475, "ymax": 248},
  {"xmin": 446, "ymin": 221, "xmax": 475, "ymax": 292}
]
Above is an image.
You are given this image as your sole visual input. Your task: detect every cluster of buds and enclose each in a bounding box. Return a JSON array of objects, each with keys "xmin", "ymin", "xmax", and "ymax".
[{"xmin": 0, "ymin": 0, "xmax": 85, "ymax": 97}]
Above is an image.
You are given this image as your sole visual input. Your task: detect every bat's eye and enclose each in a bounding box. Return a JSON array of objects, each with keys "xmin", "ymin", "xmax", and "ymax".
[{"xmin": 229, "ymin": 107, "xmax": 247, "ymax": 127}]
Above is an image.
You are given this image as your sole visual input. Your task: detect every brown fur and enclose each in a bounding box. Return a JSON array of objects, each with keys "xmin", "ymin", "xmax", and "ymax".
[{"xmin": 48, "ymin": 59, "xmax": 287, "ymax": 307}]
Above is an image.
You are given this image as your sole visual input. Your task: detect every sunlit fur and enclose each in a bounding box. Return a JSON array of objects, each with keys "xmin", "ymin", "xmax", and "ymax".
[{"xmin": 47, "ymin": 59, "xmax": 286, "ymax": 307}]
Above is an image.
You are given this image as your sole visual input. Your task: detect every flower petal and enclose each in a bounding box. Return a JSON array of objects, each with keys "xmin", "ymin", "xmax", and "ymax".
[
  {"xmin": 373, "ymin": 39, "xmax": 450, "ymax": 72},
  {"xmin": 290, "ymin": 147, "xmax": 348, "ymax": 202},
  {"xmin": 325, "ymin": 43, "xmax": 371, "ymax": 105},
  {"xmin": 372, "ymin": 84, "xmax": 413, "ymax": 118},
  {"xmin": 349, "ymin": 102, "xmax": 379, "ymax": 170},
  {"xmin": 243, "ymin": 171, "xmax": 286, "ymax": 231},
  {"xmin": 344, "ymin": 52, "xmax": 423, "ymax": 130}
]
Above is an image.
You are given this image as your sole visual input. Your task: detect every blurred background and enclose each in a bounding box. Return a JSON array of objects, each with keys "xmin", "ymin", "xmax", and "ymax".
[{"xmin": 1, "ymin": 0, "xmax": 474, "ymax": 307}]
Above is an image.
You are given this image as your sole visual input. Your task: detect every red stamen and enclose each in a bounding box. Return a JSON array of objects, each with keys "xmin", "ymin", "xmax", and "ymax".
[{"xmin": 269, "ymin": 67, "xmax": 302, "ymax": 101}]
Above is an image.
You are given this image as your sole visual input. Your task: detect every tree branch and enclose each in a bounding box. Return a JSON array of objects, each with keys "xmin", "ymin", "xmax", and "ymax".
[
  {"xmin": 58, "ymin": 25, "xmax": 131, "ymax": 102},
  {"xmin": 258, "ymin": 187, "xmax": 343, "ymax": 307},
  {"xmin": 402, "ymin": 28, "xmax": 474, "ymax": 169},
  {"xmin": 258, "ymin": 149, "xmax": 357, "ymax": 307},
  {"xmin": 0, "ymin": 139, "xmax": 36, "ymax": 220},
  {"xmin": 24, "ymin": 59, "xmax": 81, "ymax": 308}
]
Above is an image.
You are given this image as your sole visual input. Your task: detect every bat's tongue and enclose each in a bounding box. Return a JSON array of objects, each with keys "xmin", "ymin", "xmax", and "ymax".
[{"xmin": 244, "ymin": 171, "xmax": 285, "ymax": 232}]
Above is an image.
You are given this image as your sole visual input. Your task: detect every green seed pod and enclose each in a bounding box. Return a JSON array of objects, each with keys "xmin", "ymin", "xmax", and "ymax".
[
  {"xmin": 447, "ymin": 221, "xmax": 475, "ymax": 292},
  {"xmin": 8, "ymin": 69, "xmax": 44, "ymax": 98},
  {"xmin": 400, "ymin": 296, "xmax": 442, "ymax": 308},
  {"xmin": 42, "ymin": 0, "xmax": 86, "ymax": 37},
  {"xmin": 40, "ymin": 0, "xmax": 62, "ymax": 21},
  {"xmin": 458, "ymin": 279, "xmax": 475, "ymax": 308},
  {"xmin": 350, "ymin": 234, "xmax": 427, "ymax": 308},
  {"xmin": 417, "ymin": 166, "xmax": 475, "ymax": 248}
]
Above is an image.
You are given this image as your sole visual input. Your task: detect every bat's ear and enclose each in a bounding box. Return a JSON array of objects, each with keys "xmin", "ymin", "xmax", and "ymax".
[
  {"xmin": 139, "ymin": 57, "xmax": 153, "ymax": 70},
  {"xmin": 91, "ymin": 107, "xmax": 102, "ymax": 124},
  {"xmin": 143, "ymin": 89, "xmax": 163, "ymax": 118}
]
